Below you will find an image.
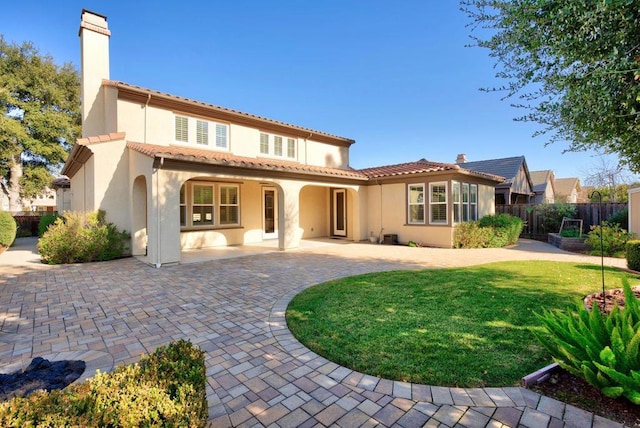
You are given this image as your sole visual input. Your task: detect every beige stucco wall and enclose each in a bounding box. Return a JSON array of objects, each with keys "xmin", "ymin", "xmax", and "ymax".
[
  {"xmin": 299, "ymin": 186, "xmax": 329, "ymax": 238},
  {"xmin": 364, "ymin": 177, "xmax": 498, "ymax": 248},
  {"xmin": 630, "ymin": 188, "xmax": 640, "ymax": 236}
]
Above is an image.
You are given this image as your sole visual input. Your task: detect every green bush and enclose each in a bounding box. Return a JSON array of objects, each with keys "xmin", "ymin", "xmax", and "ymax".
[
  {"xmin": 537, "ymin": 203, "xmax": 578, "ymax": 234},
  {"xmin": 585, "ymin": 221, "xmax": 635, "ymax": 257},
  {"xmin": 38, "ymin": 210, "xmax": 130, "ymax": 264},
  {"xmin": 37, "ymin": 213, "xmax": 59, "ymax": 237},
  {"xmin": 608, "ymin": 208, "xmax": 629, "ymax": 228},
  {"xmin": 627, "ymin": 240, "xmax": 640, "ymax": 271},
  {"xmin": 454, "ymin": 214, "xmax": 524, "ymax": 248},
  {"xmin": 0, "ymin": 340, "xmax": 207, "ymax": 427},
  {"xmin": 534, "ymin": 279, "xmax": 640, "ymax": 405},
  {"xmin": 0, "ymin": 211, "xmax": 17, "ymax": 249}
]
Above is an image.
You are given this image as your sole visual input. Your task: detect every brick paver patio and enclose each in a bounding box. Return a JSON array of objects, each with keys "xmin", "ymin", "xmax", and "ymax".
[{"xmin": 0, "ymin": 238, "xmax": 629, "ymax": 427}]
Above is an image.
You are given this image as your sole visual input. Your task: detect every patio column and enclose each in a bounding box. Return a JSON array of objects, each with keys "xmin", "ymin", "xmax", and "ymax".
[{"xmin": 277, "ymin": 182, "xmax": 303, "ymax": 250}]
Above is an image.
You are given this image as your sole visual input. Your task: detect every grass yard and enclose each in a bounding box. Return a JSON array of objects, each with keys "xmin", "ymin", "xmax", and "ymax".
[{"xmin": 286, "ymin": 261, "xmax": 640, "ymax": 387}]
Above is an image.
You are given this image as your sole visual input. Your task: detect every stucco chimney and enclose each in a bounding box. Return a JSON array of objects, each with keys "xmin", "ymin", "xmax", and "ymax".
[
  {"xmin": 79, "ymin": 9, "xmax": 110, "ymax": 137},
  {"xmin": 456, "ymin": 153, "xmax": 467, "ymax": 164}
]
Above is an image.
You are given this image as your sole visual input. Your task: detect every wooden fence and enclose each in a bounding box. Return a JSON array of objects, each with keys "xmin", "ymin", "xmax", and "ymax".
[
  {"xmin": 12, "ymin": 212, "xmax": 58, "ymax": 237},
  {"xmin": 496, "ymin": 203, "xmax": 628, "ymax": 239}
]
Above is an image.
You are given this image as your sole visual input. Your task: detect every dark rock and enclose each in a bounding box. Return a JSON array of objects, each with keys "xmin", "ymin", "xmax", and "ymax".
[{"xmin": 0, "ymin": 358, "xmax": 86, "ymax": 402}]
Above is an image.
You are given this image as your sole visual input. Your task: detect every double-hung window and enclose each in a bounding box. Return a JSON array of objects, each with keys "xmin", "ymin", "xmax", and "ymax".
[
  {"xmin": 175, "ymin": 116, "xmax": 189, "ymax": 142},
  {"xmin": 219, "ymin": 185, "xmax": 239, "ymax": 225},
  {"xmin": 192, "ymin": 184, "xmax": 214, "ymax": 226},
  {"xmin": 196, "ymin": 120, "xmax": 208, "ymax": 145},
  {"xmin": 259, "ymin": 133, "xmax": 296, "ymax": 159},
  {"xmin": 180, "ymin": 185, "xmax": 187, "ymax": 227},
  {"xmin": 452, "ymin": 182, "xmax": 478, "ymax": 223},
  {"xmin": 429, "ymin": 182, "xmax": 447, "ymax": 224},
  {"xmin": 260, "ymin": 133, "xmax": 269, "ymax": 154},
  {"xmin": 408, "ymin": 184, "xmax": 425, "ymax": 224},
  {"xmin": 174, "ymin": 115, "xmax": 228, "ymax": 150}
]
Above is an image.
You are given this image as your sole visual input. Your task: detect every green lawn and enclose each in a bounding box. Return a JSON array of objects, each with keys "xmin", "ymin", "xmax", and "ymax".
[{"xmin": 286, "ymin": 261, "xmax": 639, "ymax": 387}]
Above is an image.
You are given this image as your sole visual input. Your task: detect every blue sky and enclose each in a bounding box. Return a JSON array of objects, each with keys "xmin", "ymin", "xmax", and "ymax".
[{"xmin": 1, "ymin": 1, "xmax": 631, "ymax": 181}]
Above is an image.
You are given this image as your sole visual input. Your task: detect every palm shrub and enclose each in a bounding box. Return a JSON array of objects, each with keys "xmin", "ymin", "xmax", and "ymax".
[
  {"xmin": 0, "ymin": 211, "xmax": 17, "ymax": 250},
  {"xmin": 38, "ymin": 210, "xmax": 130, "ymax": 264},
  {"xmin": 534, "ymin": 279, "xmax": 640, "ymax": 404},
  {"xmin": 627, "ymin": 240, "xmax": 640, "ymax": 272}
]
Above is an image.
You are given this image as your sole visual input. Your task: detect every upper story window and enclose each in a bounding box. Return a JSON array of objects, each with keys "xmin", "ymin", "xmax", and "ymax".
[
  {"xmin": 175, "ymin": 116, "xmax": 188, "ymax": 142},
  {"xmin": 259, "ymin": 132, "xmax": 296, "ymax": 159},
  {"xmin": 174, "ymin": 115, "xmax": 228, "ymax": 150}
]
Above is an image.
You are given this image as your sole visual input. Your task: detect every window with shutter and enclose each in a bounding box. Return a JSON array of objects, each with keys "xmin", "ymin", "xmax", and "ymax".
[
  {"xmin": 175, "ymin": 116, "xmax": 188, "ymax": 142},
  {"xmin": 196, "ymin": 120, "xmax": 208, "ymax": 145},
  {"xmin": 260, "ymin": 133, "xmax": 269, "ymax": 154},
  {"xmin": 215, "ymin": 124, "xmax": 227, "ymax": 149}
]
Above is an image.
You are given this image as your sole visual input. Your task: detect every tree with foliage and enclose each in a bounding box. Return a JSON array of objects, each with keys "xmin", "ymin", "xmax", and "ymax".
[
  {"xmin": 461, "ymin": 1, "xmax": 640, "ymax": 173},
  {"xmin": 0, "ymin": 36, "xmax": 80, "ymax": 211}
]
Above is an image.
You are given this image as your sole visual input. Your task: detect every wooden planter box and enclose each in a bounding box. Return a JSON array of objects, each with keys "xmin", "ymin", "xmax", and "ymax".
[{"xmin": 548, "ymin": 233, "xmax": 590, "ymax": 252}]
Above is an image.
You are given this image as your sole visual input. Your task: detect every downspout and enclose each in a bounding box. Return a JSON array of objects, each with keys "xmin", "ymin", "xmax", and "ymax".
[{"xmin": 154, "ymin": 156, "xmax": 164, "ymax": 268}]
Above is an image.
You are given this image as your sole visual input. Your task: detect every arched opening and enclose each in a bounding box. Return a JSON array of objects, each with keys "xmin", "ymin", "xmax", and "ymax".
[{"xmin": 132, "ymin": 175, "xmax": 148, "ymax": 256}]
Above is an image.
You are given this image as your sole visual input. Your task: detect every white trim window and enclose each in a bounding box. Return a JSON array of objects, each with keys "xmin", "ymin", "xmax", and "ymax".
[
  {"xmin": 196, "ymin": 120, "xmax": 208, "ymax": 145},
  {"xmin": 175, "ymin": 116, "xmax": 188, "ymax": 143},
  {"xmin": 174, "ymin": 115, "xmax": 228, "ymax": 150},
  {"xmin": 180, "ymin": 185, "xmax": 187, "ymax": 227},
  {"xmin": 180, "ymin": 182, "xmax": 241, "ymax": 228},
  {"xmin": 259, "ymin": 132, "xmax": 297, "ymax": 159},
  {"xmin": 219, "ymin": 185, "xmax": 239, "ymax": 225},
  {"xmin": 260, "ymin": 133, "xmax": 269, "ymax": 154},
  {"xmin": 215, "ymin": 124, "xmax": 228, "ymax": 149},
  {"xmin": 408, "ymin": 184, "xmax": 425, "ymax": 224},
  {"xmin": 453, "ymin": 182, "xmax": 478, "ymax": 223},
  {"xmin": 192, "ymin": 184, "xmax": 215, "ymax": 226},
  {"xmin": 429, "ymin": 182, "xmax": 447, "ymax": 224}
]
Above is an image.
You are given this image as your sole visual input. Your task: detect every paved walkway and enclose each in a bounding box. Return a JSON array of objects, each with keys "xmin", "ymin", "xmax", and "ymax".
[{"xmin": 0, "ymin": 238, "xmax": 631, "ymax": 427}]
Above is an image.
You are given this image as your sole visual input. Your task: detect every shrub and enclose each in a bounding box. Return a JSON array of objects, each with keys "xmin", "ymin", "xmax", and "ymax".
[
  {"xmin": 585, "ymin": 221, "xmax": 635, "ymax": 257},
  {"xmin": 0, "ymin": 340, "xmax": 207, "ymax": 427},
  {"xmin": 454, "ymin": 214, "xmax": 524, "ymax": 248},
  {"xmin": 534, "ymin": 279, "xmax": 640, "ymax": 405},
  {"xmin": 0, "ymin": 211, "xmax": 17, "ymax": 249},
  {"xmin": 38, "ymin": 213, "xmax": 59, "ymax": 237},
  {"xmin": 38, "ymin": 210, "xmax": 130, "ymax": 264},
  {"xmin": 536, "ymin": 203, "xmax": 577, "ymax": 234},
  {"xmin": 627, "ymin": 240, "xmax": 640, "ymax": 271},
  {"xmin": 608, "ymin": 208, "xmax": 629, "ymax": 228}
]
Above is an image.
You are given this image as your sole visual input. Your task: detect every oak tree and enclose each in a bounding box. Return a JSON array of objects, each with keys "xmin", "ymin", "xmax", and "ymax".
[
  {"xmin": 462, "ymin": 0, "xmax": 640, "ymax": 172},
  {"xmin": 0, "ymin": 36, "xmax": 80, "ymax": 211}
]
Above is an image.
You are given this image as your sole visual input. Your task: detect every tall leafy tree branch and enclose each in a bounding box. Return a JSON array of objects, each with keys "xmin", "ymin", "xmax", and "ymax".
[
  {"xmin": 0, "ymin": 36, "xmax": 80, "ymax": 211},
  {"xmin": 461, "ymin": 0, "xmax": 640, "ymax": 172}
]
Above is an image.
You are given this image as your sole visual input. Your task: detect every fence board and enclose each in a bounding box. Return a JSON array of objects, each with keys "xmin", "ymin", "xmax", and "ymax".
[{"xmin": 496, "ymin": 203, "xmax": 627, "ymax": 239}]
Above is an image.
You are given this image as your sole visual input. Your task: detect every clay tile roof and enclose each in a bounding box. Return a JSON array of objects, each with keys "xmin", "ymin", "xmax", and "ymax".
[
  {"xmin": 77, "ymin": 132, "xmax": 126, "ymax": 146},
  {"xmin": 359, "ymin": 159, "xmax": 505, "ymax": 182},
  {"xmin": 127, "ymin": 142, "xmax": 368, "ymax": 180}
]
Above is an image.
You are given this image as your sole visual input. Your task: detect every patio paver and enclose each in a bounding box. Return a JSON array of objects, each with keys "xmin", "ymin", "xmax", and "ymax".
[{"xmin": 0, "ymin": 238, "xmax": 630, "ymax": 427}]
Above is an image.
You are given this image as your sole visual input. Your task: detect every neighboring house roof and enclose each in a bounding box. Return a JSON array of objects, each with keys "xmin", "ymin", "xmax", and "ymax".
[
  {"xmin": 51, "ymin": 177, "xmax": 71, "ymax": 189},
  {"xmin": 555, "ymin": 177, "xmax": 581, "ymax": 198},
  {"xmin": 359, "ymin": 159, "xmax": 505, "ymax": 182},
  {"xmin": 103, "ymin": 80, "xmax": 355, "ymax": 147},
  {"xmin": 127, "ymin": 142, "xmax": 368, "ymax": 181},
  {"xmin": 458, "ymin": 156, "xmax": 526, "ymax": 184},
  {"xmin": 530, "ymin": 170, "xmax": 556, "ymax": 194}
]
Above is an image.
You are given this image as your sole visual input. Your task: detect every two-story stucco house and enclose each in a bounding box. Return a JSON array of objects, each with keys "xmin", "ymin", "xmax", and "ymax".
[{"xmin": 62, "ymin": 10, "xmax": 503, "ymax": 266}]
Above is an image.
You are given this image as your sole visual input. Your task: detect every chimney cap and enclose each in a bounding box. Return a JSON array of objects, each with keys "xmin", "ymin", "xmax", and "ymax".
[
  {"xmin": 81, "ymin": 9, "xmax": 108, "ymax": 20},
  {"xmin": 456, "ymin": 153, "xmax": 467, "ymax": 164}
]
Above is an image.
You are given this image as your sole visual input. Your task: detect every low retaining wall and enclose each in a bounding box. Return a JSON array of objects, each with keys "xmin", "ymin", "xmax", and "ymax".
[{"xmin": 547, "ymin": 233, "xmax": 590, "ymax": 252}]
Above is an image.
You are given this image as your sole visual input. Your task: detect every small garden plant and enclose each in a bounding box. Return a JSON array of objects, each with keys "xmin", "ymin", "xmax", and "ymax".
[
  {"xmin": 38, "ymin": 210, "xmax": 130, "ymax": 264},
  {"xmin": 586, "ymin": 221, "xmax": 635, "ymax": 257},
  {"xmin": 0, "ymin": 340, "xmax": 207, "ymax": 427},
  {"xmin": 534, "ymin": 279, "xmax": 640, "ymax": 404}
]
